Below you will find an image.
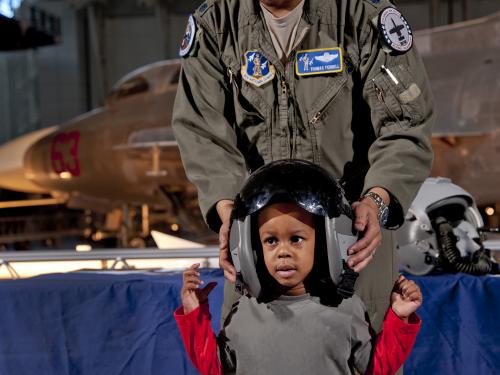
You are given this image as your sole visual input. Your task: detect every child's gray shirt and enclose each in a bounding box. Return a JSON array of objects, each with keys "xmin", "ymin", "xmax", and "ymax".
[{"xmin": 219, "ymin": 293, "xmax": 373, "ymax": 374}]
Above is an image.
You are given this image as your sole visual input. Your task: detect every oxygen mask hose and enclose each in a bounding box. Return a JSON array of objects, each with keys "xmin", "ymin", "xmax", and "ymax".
[{"xmin": 435, "ymin": 217, "xmax": 492, "ymax": 275}]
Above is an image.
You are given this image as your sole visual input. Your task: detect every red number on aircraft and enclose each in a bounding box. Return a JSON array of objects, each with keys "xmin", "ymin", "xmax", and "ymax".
[{"xmin": 51, "ymin": 131, "xmax": 81, "ymax": 177}]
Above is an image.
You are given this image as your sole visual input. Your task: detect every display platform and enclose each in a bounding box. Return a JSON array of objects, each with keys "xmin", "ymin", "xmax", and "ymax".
[{"xmin": 0, "ymin": 270, "xmax": 497, "ymax": 374}]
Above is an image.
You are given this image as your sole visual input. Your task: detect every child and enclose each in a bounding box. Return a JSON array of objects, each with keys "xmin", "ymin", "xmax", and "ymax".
[{"xmin": 175, "ymin": 161, "xmax": 422, "ymax": 375}]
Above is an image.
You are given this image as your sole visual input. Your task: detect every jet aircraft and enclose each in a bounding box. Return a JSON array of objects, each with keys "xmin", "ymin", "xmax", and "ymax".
[
  {"xmin": 1, "ymin": 12, "xmax": 499, "ymax": 246},
  {"xmin": 0, "ymin": 60, "xmax": 209, "ymax": 246}
]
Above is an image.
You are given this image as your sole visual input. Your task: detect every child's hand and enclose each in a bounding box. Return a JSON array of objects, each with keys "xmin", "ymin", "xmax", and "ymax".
[
  {"xmin": 181, "ymin": 263, "xmax": 217, "ymax": 314},
  {"xmin": 390, "ymin": 275, "xmax": 422, "ymax": 322}
]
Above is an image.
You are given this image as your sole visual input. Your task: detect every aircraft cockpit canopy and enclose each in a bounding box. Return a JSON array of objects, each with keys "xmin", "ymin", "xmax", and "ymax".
[{"xmin": 109, "ymin": 76, "xmax": 149, "ymax": 100}]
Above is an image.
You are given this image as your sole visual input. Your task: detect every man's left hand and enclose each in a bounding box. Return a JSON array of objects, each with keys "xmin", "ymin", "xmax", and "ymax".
[{"xmin": 347, "ymin": 195, "xmax": 383, "ymax": 273}]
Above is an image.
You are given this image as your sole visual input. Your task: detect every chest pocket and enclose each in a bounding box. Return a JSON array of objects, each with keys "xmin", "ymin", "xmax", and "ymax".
[
  {"xmin": 224, "ymin": 56, "xmax": 274, "ymax": 164},
  {"xmin": 294, "ymin": 68, "xmax": 351, "ymax": 126},
  {"xmin": 371, "ymin": 63, "xmax": 428, "ymax": 128},
  {"xmin": 224, "ymin": 56, "xmax": 272, "ymax": 125}
]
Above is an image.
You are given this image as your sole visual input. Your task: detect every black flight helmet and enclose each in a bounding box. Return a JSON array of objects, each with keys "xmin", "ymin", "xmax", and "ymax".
[{"xmin": 229, "ymin": 159, "xmax": 358, "ymax": 300}]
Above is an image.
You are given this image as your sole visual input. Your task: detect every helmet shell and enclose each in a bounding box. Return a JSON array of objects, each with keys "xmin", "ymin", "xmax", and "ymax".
[{"xmin": 229, "ymin": 159, "xmax": 357, "ymax": 298}]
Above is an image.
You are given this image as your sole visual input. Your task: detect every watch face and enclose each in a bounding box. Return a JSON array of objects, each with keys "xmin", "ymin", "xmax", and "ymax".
[{"xmin": 380, "ymin": 208, "xmax": 389, "ymax": 226}]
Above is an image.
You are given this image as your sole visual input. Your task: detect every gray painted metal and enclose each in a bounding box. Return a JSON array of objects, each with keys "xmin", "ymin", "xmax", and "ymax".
[{"xmin": 0, "ymin": 247, "xmax": 219, "ymax": 262}]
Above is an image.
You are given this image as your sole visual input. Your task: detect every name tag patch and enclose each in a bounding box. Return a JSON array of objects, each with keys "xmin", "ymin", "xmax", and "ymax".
[
  {"xmin": 295, "ymin": 48, "xmax": 343, "ymax": 76},
  {"xmin": 241, "ymin": 51, "xmax": 275, "ymax": 87}
]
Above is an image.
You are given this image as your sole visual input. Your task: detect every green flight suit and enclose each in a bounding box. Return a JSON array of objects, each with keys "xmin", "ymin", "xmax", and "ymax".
[{"xmin": 172, "ymin": 0, "xmax": 434, "ymax": 332}]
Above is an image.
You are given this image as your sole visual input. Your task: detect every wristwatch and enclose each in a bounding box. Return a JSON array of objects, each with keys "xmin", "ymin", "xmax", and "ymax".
[{"xmin": 362, "ymin": 192, "xmax": 389, "ymax": 227}]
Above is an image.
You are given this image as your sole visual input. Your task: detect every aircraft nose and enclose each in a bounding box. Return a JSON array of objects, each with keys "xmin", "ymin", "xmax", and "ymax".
[{"xmin": 0, "ymin": 126, "xmax": 58, "ymax": 193}]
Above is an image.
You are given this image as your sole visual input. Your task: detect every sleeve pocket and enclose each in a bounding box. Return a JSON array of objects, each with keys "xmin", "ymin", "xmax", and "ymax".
[{"xmin": 372, "ymin": 64, "xmax": 428, "ymax": 128}]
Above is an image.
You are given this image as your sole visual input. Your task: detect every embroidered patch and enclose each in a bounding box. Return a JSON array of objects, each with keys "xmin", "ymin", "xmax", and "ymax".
[
  {"xmin": 179, "ymin": 15, "xmax": 196, "ymax": 58},
  {"xmin": 295, "ymin": 48, "xmax": 343, "ymax": 76},
  {"xmin": 378, "ymin": 7, "xmax": 413, "ymax": 53},
  {"xmin": 241, "ymin": 51, "xmax": 275, "ymax": 87},
  {"xmin": 198, "ymin": 1, "xmax": 209, "ymax": 14}
]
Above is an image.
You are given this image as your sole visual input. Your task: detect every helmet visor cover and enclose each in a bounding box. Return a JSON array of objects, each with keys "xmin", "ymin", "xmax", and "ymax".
[{"xmin": 232, "ymin": 160, "xmax": 351, "ymax": 220}]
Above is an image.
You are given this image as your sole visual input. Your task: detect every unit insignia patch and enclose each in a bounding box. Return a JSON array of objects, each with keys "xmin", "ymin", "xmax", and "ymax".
[
  {"xmin": 179, "ymin": 15, "xmax": 197, "ymax": 58},
  {"xmin": 378, "ymin": 7, "xmax": 413, "ymax": 53},
  {"xmin": 241, "ymin": 51, "xmax": 275, "ymax": 87}
]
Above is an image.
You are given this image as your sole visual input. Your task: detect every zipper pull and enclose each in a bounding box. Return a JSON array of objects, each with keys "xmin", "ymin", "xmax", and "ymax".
[
  {"xmin": 228, "ymin": 68, "xmax": 235, "ymax": 85},
  {"xmin": 281, "ymin": 80, "xmax": 287, "ymax": 96},
  {"xmin": 372, "ymin": 79, "xmax": 384, "ymax": 101},
  {"xmin": 310, "ymin": 111, "xmax": 321, "ymax": 124}
]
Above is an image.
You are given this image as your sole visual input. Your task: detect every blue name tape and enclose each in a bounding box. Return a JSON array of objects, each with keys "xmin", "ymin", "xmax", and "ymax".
[{"xmin": 296, "ymin": 48, "xmax": 343, "ymax": 76}]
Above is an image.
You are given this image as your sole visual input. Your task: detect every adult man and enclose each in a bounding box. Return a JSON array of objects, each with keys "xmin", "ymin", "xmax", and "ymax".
[{"xmin": 172, "ymin": 0, "xmax": 433, "ymax": 331}]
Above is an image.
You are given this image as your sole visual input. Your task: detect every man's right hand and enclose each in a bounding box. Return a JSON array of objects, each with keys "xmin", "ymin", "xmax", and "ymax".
[{"xmin": 216, "ymin": 199, "xmax": 236, "ymax": 282}]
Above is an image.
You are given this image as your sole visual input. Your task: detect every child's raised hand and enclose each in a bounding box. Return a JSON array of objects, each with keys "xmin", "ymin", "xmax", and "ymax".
[
  {"xmin": 390, "ymin": 275, "xmax": 422, "ymax": 321},
  {"xmin": 181, "ymin": 263, "xmax": 217, "ymax": 314}
]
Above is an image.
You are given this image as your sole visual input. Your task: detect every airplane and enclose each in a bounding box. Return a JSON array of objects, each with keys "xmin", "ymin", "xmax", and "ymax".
[
  {"xmin": 0, "ymin": 60, "xmax": 211, "ymax": 247},
  {"xmin": 0, "ymin": 12, "xmax": 499, "ymax": 247}
]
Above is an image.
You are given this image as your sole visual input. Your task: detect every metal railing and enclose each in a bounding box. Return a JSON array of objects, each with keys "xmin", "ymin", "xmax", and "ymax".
[{"xmin": 0, "ymin": 246, "xmax": 220, "ymax": 279}]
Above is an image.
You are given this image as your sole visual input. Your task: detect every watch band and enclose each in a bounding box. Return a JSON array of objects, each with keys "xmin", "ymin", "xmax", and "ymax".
[{"xmin": 362, "ymin": 191, "xmax": 389, "ymax": 226}]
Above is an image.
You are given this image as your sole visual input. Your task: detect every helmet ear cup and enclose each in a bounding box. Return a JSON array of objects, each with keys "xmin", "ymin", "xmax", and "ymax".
[
  {"xmin": 325, "ymin": 216, "xmax": 353, "ymax": 284},
  {"xmin": 229, "ymin": 216, "xmax": 262, "ymax": 298}
]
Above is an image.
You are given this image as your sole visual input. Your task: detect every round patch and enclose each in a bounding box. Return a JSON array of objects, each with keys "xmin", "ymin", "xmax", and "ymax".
[
  {"xmin": 378, "ymin": 7, "xmax": 413, "ymax": 53},
  {"xmin": 179, "ymin": 15, "xmax": 196, "ymax": 58}
]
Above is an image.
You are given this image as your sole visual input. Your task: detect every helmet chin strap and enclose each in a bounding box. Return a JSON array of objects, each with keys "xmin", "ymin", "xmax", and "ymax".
[{"xmin": 325, "ymin": 215, "xmax": 359, "ymax": 298}]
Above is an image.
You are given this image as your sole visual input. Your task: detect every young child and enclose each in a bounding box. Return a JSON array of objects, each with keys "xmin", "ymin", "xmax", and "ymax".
[{"xmin": 175, "ymin": 161, "xmax": 422, "ymax": 375}]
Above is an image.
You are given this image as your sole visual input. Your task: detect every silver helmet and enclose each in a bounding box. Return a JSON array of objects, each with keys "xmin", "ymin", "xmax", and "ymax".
[{"xmin": 396, "ymin": 177, "xmax": 488, "ymax": 275}]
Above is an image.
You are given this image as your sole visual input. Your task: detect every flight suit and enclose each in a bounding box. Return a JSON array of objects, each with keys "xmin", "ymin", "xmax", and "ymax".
[{"xmin": 172, "ymin": 0, "xmax": 434, "ymax": 332}]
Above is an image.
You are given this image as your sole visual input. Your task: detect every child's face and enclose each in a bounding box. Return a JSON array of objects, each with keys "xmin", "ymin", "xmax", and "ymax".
[{"xmin": 257, "ymin": 203, "xmax": 315, "ymax": 296}]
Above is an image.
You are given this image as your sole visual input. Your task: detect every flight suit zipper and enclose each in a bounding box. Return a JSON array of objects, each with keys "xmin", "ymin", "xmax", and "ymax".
[
  {"xmin": 372, "ymin": 79, "xmax": 402, "ymax": 131},
  {"xmin": 278, "ymin": 74, "xmax": 290, "ymax": 158},
  {"xmin": 278, "ymin": 24, "xmax": 310, "ymax": 159},
  {"xmin": 308, "ymin": 78, "xmax": 348, "ymax": 125}
]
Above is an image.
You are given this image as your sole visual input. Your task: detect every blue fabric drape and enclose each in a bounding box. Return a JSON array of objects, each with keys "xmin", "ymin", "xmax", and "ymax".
[
  {"xmin": 404, "ymin": 273, "xmax": 500, "ymax": 375},
  {"xmin": 0, "ymin": 270, "xmax": 497, "ymax": 374}
]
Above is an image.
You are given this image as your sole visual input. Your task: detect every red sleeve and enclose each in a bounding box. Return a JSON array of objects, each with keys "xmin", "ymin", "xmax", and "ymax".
[
  {"xmin": 365, "ymin": 308, "xmax": 421, "ymax": 375},
  {"xmin": 174, "ymin": 302, "xmax": 222, "ymax": 375}
]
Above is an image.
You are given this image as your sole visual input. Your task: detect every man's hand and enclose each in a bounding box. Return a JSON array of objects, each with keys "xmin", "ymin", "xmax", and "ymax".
[
  {"xmin": 181, "ymin": 263, "xmax": 218, "ymax": 314},
  {"xmin": 391, "ymin": 275, "xmax": 423, "ymax": 321},
  {"xmin": 347, "ymin": 187, "xmax": 389, "ymax": 273},
  {"xmin": 216, "ymin": 199, "xmax": 236, "ymax": 282}
]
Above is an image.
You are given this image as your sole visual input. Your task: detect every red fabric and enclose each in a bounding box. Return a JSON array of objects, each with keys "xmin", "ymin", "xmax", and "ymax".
[
  {"xmin": 365, "ymin": 308, "xmax": 421, "ymax": 375},
  {"xmin": 174, "ymin": 303, "xmax": 222, "ymax": 375},
  {"xmin": 174, "ymin": 303, "xmax": 421, "ymax": 375}
]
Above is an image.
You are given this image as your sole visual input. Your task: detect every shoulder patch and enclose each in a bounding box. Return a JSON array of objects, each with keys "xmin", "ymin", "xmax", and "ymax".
[
  {"xmin": 195, "ymin": 0, "xmax": 215, "ymax": 17},
  {"xmin": 179, "ymin": 15, "xmax": 197, "ymax": 58},
  {"xmin": 378, "ymin": 7, "xmax": 413, "ymax": 53},
  {"xmin": 362, "ymin": 0, "xmax": 382, "ymax": 8},
  {"xmin": 198, "ymin": 2, "xmax": 209, "ymax": 15}
]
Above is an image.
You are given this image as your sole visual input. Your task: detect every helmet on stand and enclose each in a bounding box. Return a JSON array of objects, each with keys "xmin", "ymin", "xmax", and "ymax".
[{"xmin": 396, "ymin": 177, "xmax": 491, "ymax": 275}]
